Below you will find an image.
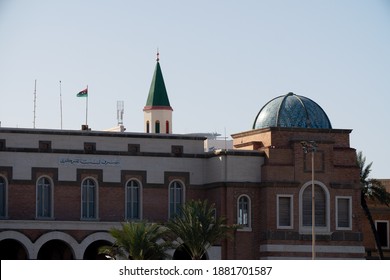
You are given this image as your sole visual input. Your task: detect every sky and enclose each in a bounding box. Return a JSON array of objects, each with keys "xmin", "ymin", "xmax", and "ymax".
[{"xmin": 0, "ymin": 0, "xmax": 389, "ymax": 178}]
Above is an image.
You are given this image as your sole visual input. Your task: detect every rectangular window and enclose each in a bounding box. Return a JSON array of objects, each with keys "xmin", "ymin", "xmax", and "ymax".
[
  {"xmin": 169, "ymin": 181, "xmax": 183, "ymax": 219},
  {"xmin": 81, "ymin": 179, "xmax": 96, "ymax": 219},
  {"xmin": 336, "ymin": 197, "xmax": 352, "ymax": 230},
  {"xmin": 126, "ymin": 180, "xmax": 140, "ymax": 220},
  {"xmin": 37, "ymin": 177, "xmax": 52, "ymax": 218},
  {"xmin": 0, "ymin": 178, "xmax": 6, "ymax": 217},
  {"xmin": 0, "ymin": 139, "xmax": 6, "ymax": 151},
  {"xmin": 39, "ymin": 141, "xmax": 52, "ymax": 152},
  {"xmin": 171, "ymin": 145, "xmax": 183, "ymax": 156},
  {"xmin": 84, "ymin": 142, "xmax": 96, "ymax": 154},
  {"xmin": 277, "ymin": 195, "xmax": 293, "ymax": 229},
  {"xmin": 302, "ymin": 185, "xmax": 326, "ymax": 227},
  {"xmin": 38, "ymin": 184, "xmax": 51, "ymax": 217},
  {"xmin": 237, "ymin": 195, "xmax": 251, "ymax": 229},
  {"xmin": 376, "ymin": 221, "xmax": 389, "ymax": 248},
  {"xmin": 128, "ymin": 144, "xmax": 140, "ymax": 155}
]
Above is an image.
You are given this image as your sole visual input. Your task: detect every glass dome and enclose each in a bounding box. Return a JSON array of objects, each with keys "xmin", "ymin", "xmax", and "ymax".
[{"xmin": 253, "ymin": 92, "xmax": 332, "ymax": 129}]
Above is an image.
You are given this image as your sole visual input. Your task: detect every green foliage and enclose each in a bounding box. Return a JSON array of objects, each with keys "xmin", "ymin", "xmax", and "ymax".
[
  {"xmin": 166, "ymin": 199, "xmax": 237, "ymax": 260},
  {"xmin": 357, "ymin": 151, "xmax": 390, "ymax": 206},
  {"xmin": 100, "ymin": 221, "xmax": 174, "ymax": 260},
  {"xmin": 357, "ymin": 151, "xmax": 390, "ymax": 259}
]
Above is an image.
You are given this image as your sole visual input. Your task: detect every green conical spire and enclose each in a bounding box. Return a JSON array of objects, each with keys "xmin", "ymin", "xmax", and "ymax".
[{"xmin": 144, "ymin": 55, "xmax": 172, "ymax": 109}]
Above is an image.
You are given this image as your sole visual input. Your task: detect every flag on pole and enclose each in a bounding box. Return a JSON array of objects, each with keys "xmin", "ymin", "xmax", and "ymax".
[{"xmin": 76, "ymin": 87, "xmax": 88, "ymax": 97}]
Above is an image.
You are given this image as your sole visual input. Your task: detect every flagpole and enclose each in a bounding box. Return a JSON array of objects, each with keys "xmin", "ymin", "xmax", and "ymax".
[
  {"xmin": 85, "ymin": 85, "xmax": 88, "ymax": 126},
  {"xmin": 59, "ymin": 80, "xmax": 63, "ymax": 130}
]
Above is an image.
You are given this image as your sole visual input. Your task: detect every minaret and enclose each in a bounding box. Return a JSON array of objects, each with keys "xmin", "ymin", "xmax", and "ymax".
[{"xmin": 143, "ymin": 52, "xmax": 173, "ymax": 134}]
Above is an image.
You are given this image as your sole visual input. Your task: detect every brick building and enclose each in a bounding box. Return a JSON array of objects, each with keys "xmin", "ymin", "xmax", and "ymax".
[
  {"xmin": 362, "ymin": 179, "xmax": 390, "ymax": 259},
  {"xmin": 0, "ymin": 57, "xmax": 372, "ymax": 259}
]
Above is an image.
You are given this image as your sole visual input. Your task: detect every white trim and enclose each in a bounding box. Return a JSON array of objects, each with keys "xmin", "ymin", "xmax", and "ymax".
[
  {"xmin": 78, "ymin": 232, "xmax": 115, "ymax": 259},
  {"xmin": 237, "ymin": 194, "xmax": 252, "ymax": 231},
  {"xmin": 33, "ymin": 231, "xmax": 78, "ymax": 259},
  {"xmin": 375, "ymin": 220, "xmax": 389, "ymax": 249},
  {"xmin": 335, "ymin": 196, "xmax": 352, "ymax": 230},
  {"xmin": 276, "ymin": 194, "xmax": 293, "ymax": 229},
  {"xmin": 125, "ymin": 178, "xmax": 143, "ymax": 220},
  {"xmin": 0, "ymin": 230, "xmax": 33, "ymax": 259},
  {"xmin": 299, "ymin": 180, "xmax": 330, "ymax": 234},
  {"xmin": 0, "ymin": 220, "xmax": 121, "ymax": 231}
]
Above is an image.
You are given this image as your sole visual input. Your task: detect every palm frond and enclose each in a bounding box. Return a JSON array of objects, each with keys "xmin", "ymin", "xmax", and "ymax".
[{"xmin": 166, "ymin": 199, "xmax": 236, "ymax": 259}]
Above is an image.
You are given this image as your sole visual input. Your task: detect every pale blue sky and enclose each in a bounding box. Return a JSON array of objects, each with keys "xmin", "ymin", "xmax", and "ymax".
[{"xmin": 0, "ymin": 0, "xmax": 389, "ymax": 178}]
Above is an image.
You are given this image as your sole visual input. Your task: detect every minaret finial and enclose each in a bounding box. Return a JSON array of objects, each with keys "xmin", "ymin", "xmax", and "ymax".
[{"xmin": 156, "ymin": 48, "xmax": 160, "ymax": 62}]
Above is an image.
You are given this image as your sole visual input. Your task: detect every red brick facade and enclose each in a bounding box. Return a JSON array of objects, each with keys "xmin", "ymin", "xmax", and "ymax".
[{"xmin": 0, "ymin": 126, "xmax": 375, "ymax": 259}]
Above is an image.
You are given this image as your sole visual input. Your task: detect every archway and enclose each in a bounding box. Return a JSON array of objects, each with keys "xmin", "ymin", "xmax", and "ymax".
[
  {"xmin": 172, "ymin": 244, "xmax": 208, "ymax": 260},
  {"xmin": 0, "ymin": 239, "xmax": 28, "ymax": 259},
  {"xmin": 37, "ymin": 239, "xmax": 74, "ymax": 260},
  {"xmin": 83, "ymin": 240, "xmax": 113, "ymax": 260}
]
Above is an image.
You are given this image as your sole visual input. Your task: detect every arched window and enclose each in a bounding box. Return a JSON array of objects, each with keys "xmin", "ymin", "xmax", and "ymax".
[
  {"xmin": 0, "ymin": 176, "xmax": 7, "ymax": 218},
  {"xmin": 146, "ymin": 121, "xmax": 150, "ymax": 133},
  {"xmin": 155, "ymin": 120, "xmax": 160, "ymax": 133},
  {"xmin": 126, "ymin": 179, "xmax": 141, "ymax": 220},
  {"xmin": 166, "ymin": 121, "xmax": 170, "ymax": 134},
  {"xmin": 36, "ymin": 176, "xmax": 53, "ymax": 218},
  {"xmin": 237, "ymin": 195, "xmax": 251, "ymax": 229},
  {"xmin": 169, "ymin": 181, "xmax": 184, "ymax": 219},
  {"xmin": 81, "ymin": 178, "xmax": 97, "ymax": 219},
  {"xmin": 299, "ymin": 181, "xmax": 330, "ymax": 233}
]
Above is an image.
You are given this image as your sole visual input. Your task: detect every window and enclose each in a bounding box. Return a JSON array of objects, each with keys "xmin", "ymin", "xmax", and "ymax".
[
  {"xmin": 237, "ymin": 195, "xmax": 251, "ymax": 229},
  {"xmin": 128, "ymin": 144, "xmax": 140, "ymax": 154},
  {"xmin": 277, "ymin": 195, "xmax": 293, "ymax": 229},
  {"xmin": 126, "ymin": 179, "xmax": 141, "ymax": 220},
  {"xmin": 0, "ymin": 176, "xmax": 7, "ymax": 218},
  {"xmin": 81, "ymin": 178, "xmax": 97, "ymax": 219},
  {"xmin": 299, "ymin": 181, "xmax": 330, "ymax": 233},
  {"xmin": 84, "ymin": 142, "xmax": 96, "ymax": 153},
  {"xmin": 39, "ymin": 141, "xmax": 52, "ymax": 152},
  {"xmin": 146, "ymin": 121, "xmax": 150, "ymax": 133},
  {"xmin": 336, "ymin": 197, "xmax": 352, "ymax": 230},
  {"xmin": 169, "ymin": 181, "xmax": 184, "ymax": 219},
  {"xmin": 376, "ymin": 221, "xmax": 389, "ymax": 248},
  {"xmin": 0, "ymin": 139, "xmax": 5, "ymax": 151},
  {"xmin": 171, "ymin": 145, "xmax": 183, "ymax": 156},
  {"xmin": 36, "ymin": 176, "xmax": 53, "ymax": 218},
  {"xmin": 155, "ymin": 121, "xmax": 160, "ymax": 133},
  {"xmin": 166, "ymin": 121, "xmax": 170, "ymax": 134}
]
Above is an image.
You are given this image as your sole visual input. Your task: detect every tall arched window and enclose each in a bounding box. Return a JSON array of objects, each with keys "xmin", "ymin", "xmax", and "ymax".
[
  {"xmin": 237, "ymin": 195, "xmax": 251, "ymax": 229},
  {"xmin": 146, "ymin": 121, "xmax": 150, "ymax": 133},
  {"xmin": 36, "ymin": 176, "xmax": 53, "ymax": 218},
  {"xmin": 155, "ymin": 120, "xmax": 160, "ymax": 133},
  {"xmin": 169, "ymin": 181, "xmax": 184, "ymax": 219},
  {"xmin": 166, "ymin": 120, "xmax": 170, "ymax": 134},
  {"xmin": 81, "ymin": 178, "xmax": 97, "ymax": 219},
  {"xmin": 299, "ymin": 181, "xmax": 330, "ymax": 233},
  {"xmin": 126, "ymin": 179, "xmax": 141, "ymax": 220},
  {"xmin": 0, "ymin": 176, "xmax": 7, "ymax": 218}
]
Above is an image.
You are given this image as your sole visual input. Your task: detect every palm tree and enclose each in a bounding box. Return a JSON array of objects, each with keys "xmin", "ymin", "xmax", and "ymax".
[
  {"xmin": 357, "ymin": 151, "xmax": 390, "ymax": 259},
  {"xmin": 100, "ymin": 221, "xmax": 174, "ymax": 260},
  {"xmin": 166, "ymin": 199, "xmax": 236, "ymax": 260}
]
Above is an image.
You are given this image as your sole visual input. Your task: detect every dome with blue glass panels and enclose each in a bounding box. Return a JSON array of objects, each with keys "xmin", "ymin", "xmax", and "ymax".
[{"xmin": 252, "ymin": 92, "xmax": 332, "ymax": 130}]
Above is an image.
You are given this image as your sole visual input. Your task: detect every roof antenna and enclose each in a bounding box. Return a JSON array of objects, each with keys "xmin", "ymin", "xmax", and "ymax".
[
  {"xmin": 33, "ymin": 79, "xmax": 37, "ymax": 129},
  {"xmin": 117, "ymin": 100, "xmax": 124, "ymax": 126},
  {"xmin": 156, "ymin": 48, "xmax": 160, "ymax": 62}
]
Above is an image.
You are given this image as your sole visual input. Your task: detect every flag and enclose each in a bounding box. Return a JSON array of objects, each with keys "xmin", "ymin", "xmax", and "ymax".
[{"xmin": 77, "ymin": 87, "xmax": 88, "ymax": 97}]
